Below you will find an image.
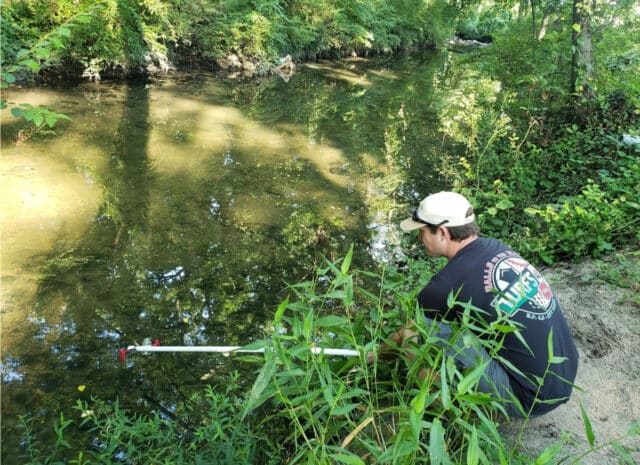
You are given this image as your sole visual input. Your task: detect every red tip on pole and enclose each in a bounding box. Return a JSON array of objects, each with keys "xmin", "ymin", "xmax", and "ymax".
[
  {"xmin": 118, "ymin": 348, "xmax": 128, "ymax": 362},
  {"xmin": 152, "ymin": 339, "xmax": 161, "ymax": 346}
]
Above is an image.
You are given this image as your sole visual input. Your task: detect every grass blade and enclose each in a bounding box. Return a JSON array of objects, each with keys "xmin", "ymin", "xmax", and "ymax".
[
  {"xmin": 579, "ymin": 401, "xmax": 596, "ymax": 447},
  {"xmin": 341, "ymin": 416, "xmax": 374, "ymax": 448}
]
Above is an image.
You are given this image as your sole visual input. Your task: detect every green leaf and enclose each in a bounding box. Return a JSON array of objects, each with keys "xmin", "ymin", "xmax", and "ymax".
[
  {"xmin": 457, "ymin": 362, "xmax": 487, "ymax": 394},
  {"xmin": 74, "ymin": 13, "xmax": 92, "ymax": 24},
  {"xmin": 572, "ymin": 23, "xmax": 581, "ymax": 33},
  {"xmin": 579, "ymin": 402, "xmax": 595, "ymax": 447},
  {"xmin": 11, "ymin": 108, "xmax": 23, "ymax": 118},
  {"xmin": 314, "ymin": 315, "xmax": 349, "ymax": 327},
  {"xmin": 440, "ymin": 356, "xmax": 451, "ymax": 409},
  {"xmin": 20, "ymin": 59, "xmax": 41, "ymax": 72},
  {"xmin": 273, "ymin": 297, "xmax": 288, "ymax": 326},
  {"xmin": 16, "ymin": 49, "xmax": 29, "ymax": 59},
  {"xmin": 4, "ymin": 73, "xmax": 16, "ymax": 84},
  {"xmin": 466, "ymin": 428, "xmax": 479, "ymax": 465},
  {"xmin": 326, "ymin": 290, "xmax": 346, "ymax": 299},
  {"xmin": 341, "ymin": 244, "xmax": 353, "ymax": 274},
  {"xmin": 534, "ymin": 442, "xmax": 563, "ymax": 465},
  {"xmin": 35, "ymin": 47, "xmax": 51, "ymax": 60},
  {"xmin": 329, "ymin": 453, "xmax": 365, "ymax": 465},
  {"xmin": 57, "ymin": 27, "xmax": 72, "ymax": 38},
  {"xmin": 239, "ymin": 339, "xmax": 269, "ymax": 351},
  {"xmin": 547, "ymin": 328, "xmax": 558, "ymax": 364},
  {"xmin": 492, "ymin": 324, "xmax": 518, "ymax": 334},
  {"xmin": 496, "ymin": 199, "xmax": 514, "ymax": 210},
  {"xmin": 46, "ymin": 116, "xmax": 58, "ymax": 128},
  {"xmin": 243, "ymin": 359, "xmax": 276, "ymax": 417},
  {"xmin": 0, "ymin": 99, "xmax": 7, "ymax": 110},
  {"xmin": 33, "ymin": 114, "xmax": 44, "ymax": 126},
  {"xmin": 429, "ymin": 418, "xmax": 446, "ymax": 465},
  {"xmin": 456, "ymin": 393, "xmax": 493, "ymax": 404},
  {"xmin": 331, "ymin": 402, "xmax": 359, "ymax": 416}
]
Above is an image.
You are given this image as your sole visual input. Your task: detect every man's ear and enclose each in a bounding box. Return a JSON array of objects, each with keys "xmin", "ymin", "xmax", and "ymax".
[{"xmin": 439, "ymin": 226, "xmax": 450, "ymax": 239}]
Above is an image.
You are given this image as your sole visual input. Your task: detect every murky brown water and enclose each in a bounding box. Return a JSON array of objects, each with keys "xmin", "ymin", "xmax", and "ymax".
[{"xmin": 1, "ymin": 51, "xmax": 469, "ymax": 461}]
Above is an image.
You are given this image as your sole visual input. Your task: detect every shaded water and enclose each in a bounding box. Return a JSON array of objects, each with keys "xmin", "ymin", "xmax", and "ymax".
[{"xmin": 1, "ymin": 50, "xmax": 465, "ymax": 461}]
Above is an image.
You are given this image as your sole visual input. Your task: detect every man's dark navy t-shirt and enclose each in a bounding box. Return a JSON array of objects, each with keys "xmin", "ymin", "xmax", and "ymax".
[{"xmin": 418, "ymin": 237, "xmax": 579, "ymax": 414}]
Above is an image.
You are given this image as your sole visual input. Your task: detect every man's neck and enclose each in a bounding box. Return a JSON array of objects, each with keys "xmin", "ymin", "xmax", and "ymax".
[{"xmin": 445, "ymin": 235, "xmax": 479, "ymax": 260}]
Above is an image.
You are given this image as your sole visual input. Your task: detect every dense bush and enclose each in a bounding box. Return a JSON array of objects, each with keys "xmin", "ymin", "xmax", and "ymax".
[
  {"xmin": 455, "ymin": 5, "xmax": 512, "ymax": 41},
  {"xmin": 1, "ymin": 0, "xmax": 455, "ymax": 77},
  {"xmin": 435, "ymin": 6, "xmax": 640, "ymax": 264}
]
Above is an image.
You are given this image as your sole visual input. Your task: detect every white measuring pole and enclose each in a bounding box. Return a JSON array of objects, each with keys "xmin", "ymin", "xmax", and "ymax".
[{"xmin": 127, "ymin": 345, "xmax": 360, "ymax": 357}]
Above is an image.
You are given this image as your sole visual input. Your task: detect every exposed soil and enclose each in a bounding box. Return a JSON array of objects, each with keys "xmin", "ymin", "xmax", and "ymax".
[{"xmin": 501, "ymin": 260, "xmax": 640, "ymax": 464}]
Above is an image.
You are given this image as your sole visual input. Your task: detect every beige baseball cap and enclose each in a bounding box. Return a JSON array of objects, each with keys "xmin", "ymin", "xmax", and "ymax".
[{"xmin": 400, "ymin": 191, "xmax": 475, "ymax": 231}]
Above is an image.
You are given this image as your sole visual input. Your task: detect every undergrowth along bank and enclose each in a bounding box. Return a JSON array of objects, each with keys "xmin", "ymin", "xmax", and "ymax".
[
  {"xmin": 1, "ymin": 0, "xmax": 455, "ymax": 79},
  {"xmin": 20, "ymin": 247, "xmax": 640, "ymax": 464}
]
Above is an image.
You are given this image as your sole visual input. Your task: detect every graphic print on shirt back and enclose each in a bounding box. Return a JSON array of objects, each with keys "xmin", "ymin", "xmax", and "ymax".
[{"xmin": 485, "ymin": 252, "xmax": 555, "ymax": 319}]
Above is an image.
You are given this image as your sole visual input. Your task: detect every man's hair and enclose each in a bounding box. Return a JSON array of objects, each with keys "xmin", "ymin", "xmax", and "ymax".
[{"xmin": 426, "ymin": 206, "xmax": 480, "ymax": 241}]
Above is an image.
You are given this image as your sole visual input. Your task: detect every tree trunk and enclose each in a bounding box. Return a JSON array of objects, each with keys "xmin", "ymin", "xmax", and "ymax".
[
  {"xmin": 570, "ymin": 0, "xmax": 596, "ymax": 99},
  {"xmin": 530, "ymin": 0, "xmax": 538, "ymax": 39}
]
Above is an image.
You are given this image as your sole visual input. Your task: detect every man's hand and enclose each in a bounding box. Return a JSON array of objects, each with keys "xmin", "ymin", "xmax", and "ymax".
[
  {"xmin": 367, "ymin": 320, "xmax": 421, "ymax": 365},
  {"xmin": 366, "ymin": 350, "xmax": 376, "ymax": 365}
]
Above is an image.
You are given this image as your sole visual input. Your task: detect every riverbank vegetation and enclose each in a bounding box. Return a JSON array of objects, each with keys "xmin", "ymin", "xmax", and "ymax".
[
  {"xmin": 20, "ymin": 249, "xmax": 640, "ymax": 464},
  {"xmin": 0, "ymin": 0, "xmax": 455, "ymax": 83},
  {"xmin": 5, "ymin": 0, "xmax": 639, "ymax": 463}
]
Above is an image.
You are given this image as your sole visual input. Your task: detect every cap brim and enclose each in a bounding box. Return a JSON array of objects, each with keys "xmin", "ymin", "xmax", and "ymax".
[{"xmin": 399, "ymin": 218, "xmax": 424, "ymax": 232}]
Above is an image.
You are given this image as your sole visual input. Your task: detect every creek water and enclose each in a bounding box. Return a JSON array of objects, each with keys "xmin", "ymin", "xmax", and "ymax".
[{"xmin": 1, "ymin": 50, "xmax": 473, "ymax": 461}]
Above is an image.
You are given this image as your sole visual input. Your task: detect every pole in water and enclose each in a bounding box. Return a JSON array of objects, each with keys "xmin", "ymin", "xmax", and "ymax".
[{"xmin": 118, "ymin": 342, "xmax": 360, "ymax": 361}]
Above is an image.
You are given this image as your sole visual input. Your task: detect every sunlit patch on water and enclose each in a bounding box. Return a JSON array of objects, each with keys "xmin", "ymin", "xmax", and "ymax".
[
  {"xmin": 50, "ymin": 343, "xmax": 81, "ymax": 364},
  {"xmin": 97, "ymin": 329, "xmax": 121, "ymax": 341},
  {"xmin": 1, "ymin": 357, "xmax": 25, "ymax": 383},
  {"xmin": 223, "ymin": 149, "xmax": 234, "ymax": 166},
  {"xmin": 147, "ymin": 266, "xmax": 186, "ymax": 288},
  {"xmin": 209, "ymin": 197, "xmax": 221, "ymax": 216},
  {"xmin": 368, "ymin": 223, "xmax": 403, "ymax": 264}
]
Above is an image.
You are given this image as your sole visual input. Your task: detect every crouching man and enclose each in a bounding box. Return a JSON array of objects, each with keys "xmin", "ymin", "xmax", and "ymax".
[{"xmin": 372, "ymin": 192, "xmax": 579, "ymax": 418}]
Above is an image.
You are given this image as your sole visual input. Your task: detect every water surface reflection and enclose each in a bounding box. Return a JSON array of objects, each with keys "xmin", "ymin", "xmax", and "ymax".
[{"xmin": 1, "ymin": 51, "xmax": 459, "ymax": 461}]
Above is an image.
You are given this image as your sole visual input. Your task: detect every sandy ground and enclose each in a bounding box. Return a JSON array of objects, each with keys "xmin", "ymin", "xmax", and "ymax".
[{"xmin": 501, "ymin": 260, "xmax": 640, "ymax": 464}]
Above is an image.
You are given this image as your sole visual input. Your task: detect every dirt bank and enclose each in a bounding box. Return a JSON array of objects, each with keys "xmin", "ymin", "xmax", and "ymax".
[{"xmin": 501, "ymin": 260, "xmax": 640, "ymax": 464}]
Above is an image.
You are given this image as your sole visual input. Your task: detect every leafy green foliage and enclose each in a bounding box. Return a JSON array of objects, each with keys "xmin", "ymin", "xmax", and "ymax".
[
  {"xmin": 436, "ymin": 4, "xmax": 639, "ymax": 264},
  {"xmin": 1, "ymin": 0, "xmax": 455, "ymax": 74},
  {"xmin": 1, "ymin": 1, "xmax": 102, "ymax": 127},
  {"xmin": 18, "ymin": 254, "xmax": 639, "ymax": 464},
  {"xmin": 455, "ymin": 4, "xmax": 512, "ymax": 41},
  {"xmin": 7, "ymin": 103, "xmax": 71, "ymax": 128},
  {"xmin": 20, "ymin": 373, "xmax": 273, "ymax": 464}
]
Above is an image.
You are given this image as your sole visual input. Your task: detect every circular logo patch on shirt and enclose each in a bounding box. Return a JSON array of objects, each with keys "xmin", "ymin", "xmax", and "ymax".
[{"xmin": 490, "ymin": 255, "xmax": 554, "ymax": 318}]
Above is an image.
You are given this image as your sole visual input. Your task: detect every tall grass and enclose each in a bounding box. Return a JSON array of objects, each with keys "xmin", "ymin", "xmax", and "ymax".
[
  {"xmin": 20, "ymin": 247, "xmax": 639, "ymax": 464},
  {"xmin": 243, "ymin": 246, "xmax": 523, "ymax": 464}
]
